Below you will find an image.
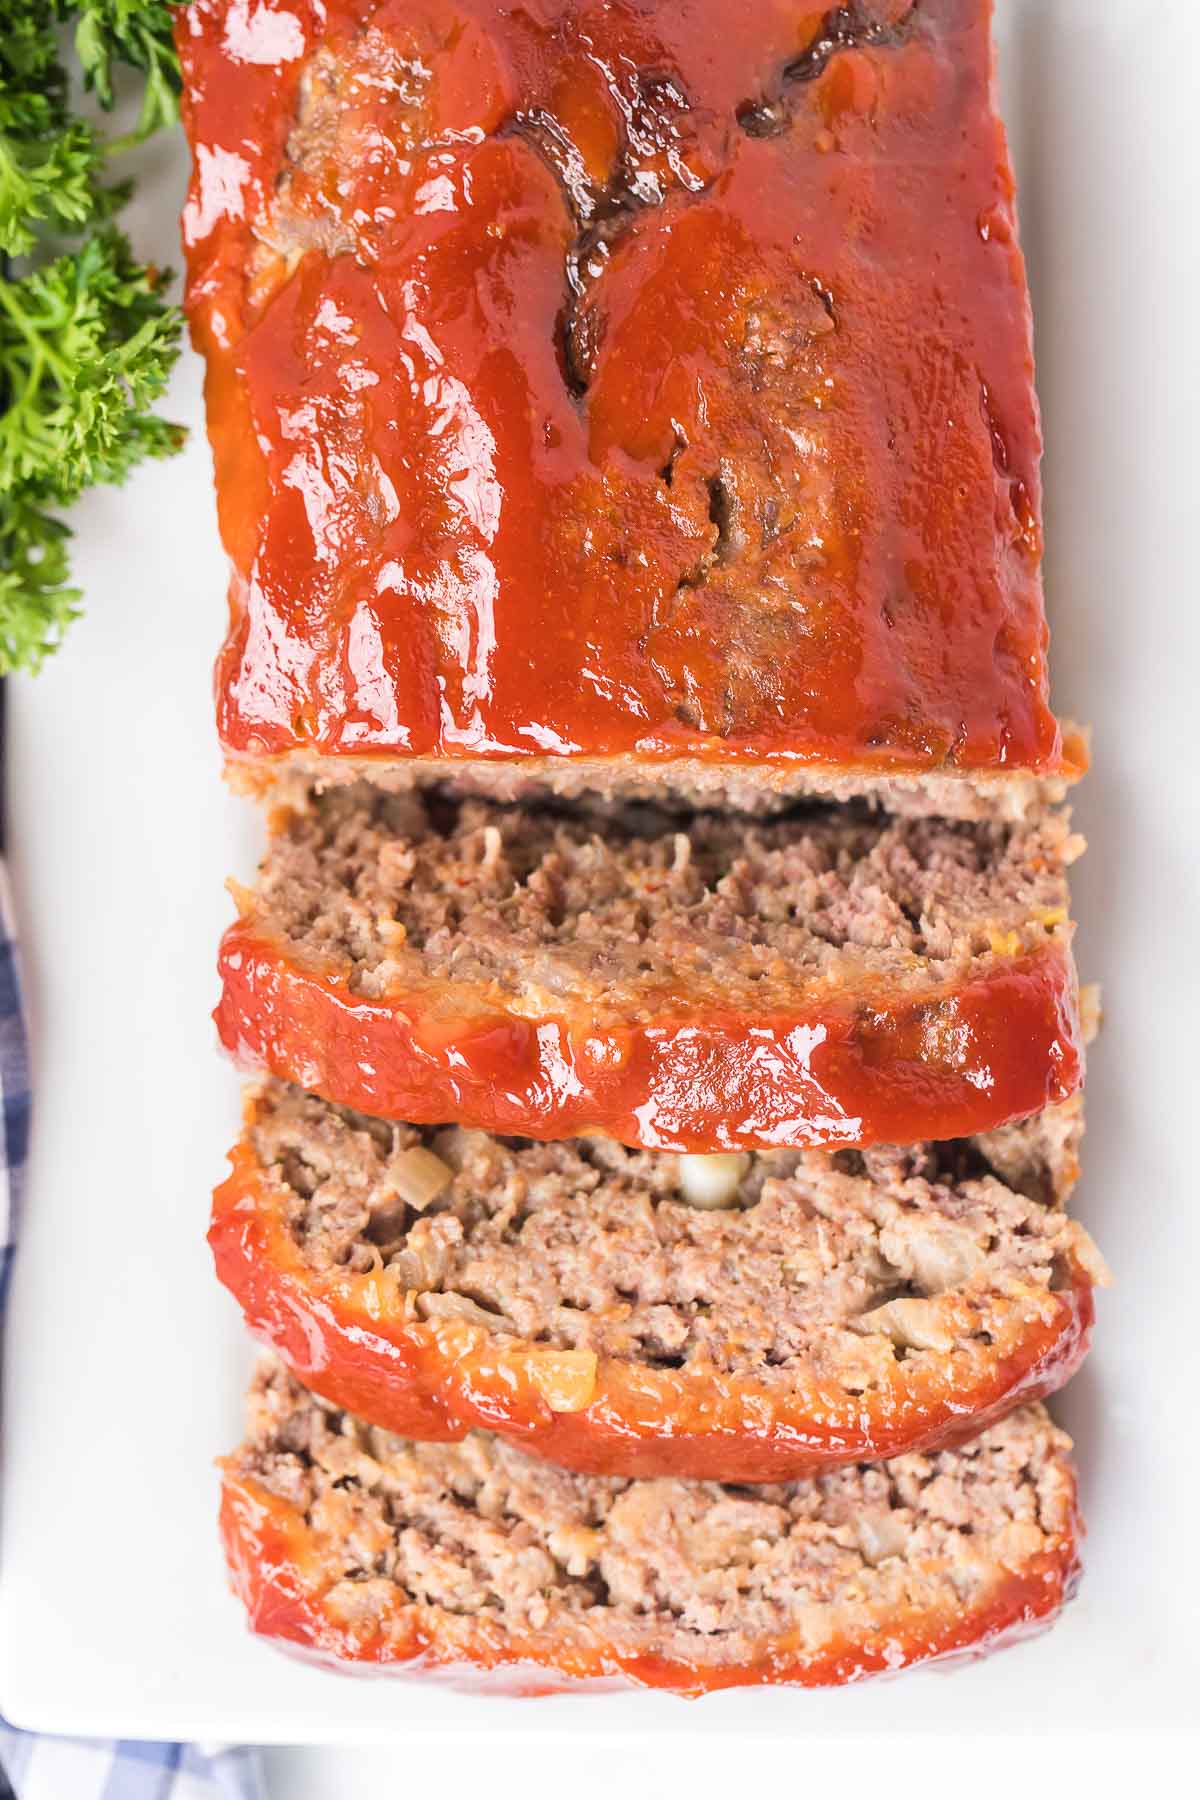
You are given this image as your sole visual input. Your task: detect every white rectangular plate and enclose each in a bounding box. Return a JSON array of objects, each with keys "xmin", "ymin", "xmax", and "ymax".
[{"xmin": 1, "ymin": 0, "xmax": 1197, "ymax": 1745}]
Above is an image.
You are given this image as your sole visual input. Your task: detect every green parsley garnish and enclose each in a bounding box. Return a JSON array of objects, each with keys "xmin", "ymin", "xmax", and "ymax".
[{"xmin": 1, "ymin": 3, "xmax": 183, "ymax": 674}]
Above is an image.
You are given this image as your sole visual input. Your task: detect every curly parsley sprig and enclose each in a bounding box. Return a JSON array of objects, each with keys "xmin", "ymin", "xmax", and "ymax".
[
  {"xmin": 72, "ymin": 1, "xmax": 181, "ymax": 144},
  {"xmin": 0, "ymin": 2, "xmax": 183, "ymax": 674}
]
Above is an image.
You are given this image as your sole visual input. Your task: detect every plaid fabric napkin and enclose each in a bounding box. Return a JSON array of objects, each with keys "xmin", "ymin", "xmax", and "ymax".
[
  {"xmin": 0, "ymin": 819, "xmax": 266, "ymax": 1795},
  {"xmin": 0, "ymin": 1733, "xmax": 264, "ymax": 1800}
]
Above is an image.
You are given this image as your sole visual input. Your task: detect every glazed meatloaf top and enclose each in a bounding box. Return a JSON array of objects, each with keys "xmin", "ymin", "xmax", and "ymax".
[
  {"xmin": 179, "ymin": 0, "xmax": 1080, "ymax": 810},
  {"xmin": 222, "ymin": 1359, "xmax": 1081, "ymax": 1690}
]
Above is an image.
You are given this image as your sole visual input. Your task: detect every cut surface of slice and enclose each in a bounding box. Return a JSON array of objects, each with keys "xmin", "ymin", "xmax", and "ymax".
[
  {"xmin": 211, "ymin": 1082, "xmax": 1103, "ymax": 1479},
  {"xmin": 179, "ymin": 0, "xmax": 1080, "ymax": 808},
  {"xmin": 216, "ymin": 785, "xmax": 1085, "ymax": 1152},
  {"xmin": 222, "ymin": 1360, "xmax": 1082, "ymax": 1693}
]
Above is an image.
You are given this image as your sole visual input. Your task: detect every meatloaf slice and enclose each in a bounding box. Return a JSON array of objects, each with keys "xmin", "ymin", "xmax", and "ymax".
[
  {"xmin": 211, "ymin": 1081, "xmax": 1104, "ymax": 1481},
  {"xmin": 180, "ymin": 0, "xmax": 1081, "ymax": 810},
  {"xmin": 217, "ymin": 785, "xmax": 1085, "ymax": 1153},
  {"xmin": 222, "ymin": 1359, "xmax": 1082, "ymax": 1693}
]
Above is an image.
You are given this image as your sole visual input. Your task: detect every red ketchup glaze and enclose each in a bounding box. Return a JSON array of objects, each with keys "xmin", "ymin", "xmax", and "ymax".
[
  {"xmin": 215, "ymin": 922, "xmax": 1084, "ymax": 1153},
  {"xmin": 219, "ymin": 1472, "xmax": 1083, "ymax": 1693},
  {"xmin": 178, "ymin": 0, "xmax": 1079, "ymax": 784},
  {"xmin": 211, "ymin": 1141, "xmax": 1096, "ymax": 1481}
]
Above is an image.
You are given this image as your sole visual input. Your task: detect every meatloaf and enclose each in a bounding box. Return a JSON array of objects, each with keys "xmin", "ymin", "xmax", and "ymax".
[
  {"xmin": 212, "ymin": 1080, "xmax": 1104, "ymax": 1480},
  {"xmin": 217, "ymin": 785, "xmax": 1084, "ymax": 1151},
  {"xmin": 179, "ymin": 0, "xmax": 1082, "ymax": 813},
  {"xmin": 223, "ymin": 1358, "xmax": 1082, "ymax": 1693}
]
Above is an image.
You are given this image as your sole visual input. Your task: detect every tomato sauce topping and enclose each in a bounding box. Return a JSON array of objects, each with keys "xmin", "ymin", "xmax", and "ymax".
[{"xmin": 178, "ymin": 0, "xmax": 1075, "ymax": 781}]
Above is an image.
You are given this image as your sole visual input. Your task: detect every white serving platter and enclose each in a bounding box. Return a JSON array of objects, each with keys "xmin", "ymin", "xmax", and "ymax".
[{"xmin": 1, "ymin": 0, "xmax": 1197, "ymax": 1749}]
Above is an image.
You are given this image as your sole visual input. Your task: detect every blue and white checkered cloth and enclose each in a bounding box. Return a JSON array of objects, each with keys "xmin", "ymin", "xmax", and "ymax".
[
  {"xmin": 0, "ymin": 1734, "xmax": 264, "ymax": 1800},
  {"xmin": 0, "ymin": 862, "xmax": 266, "ymax": 1797}
]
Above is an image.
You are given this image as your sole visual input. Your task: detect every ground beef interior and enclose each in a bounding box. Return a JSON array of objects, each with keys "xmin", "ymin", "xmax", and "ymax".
[
  {"xmin": 246, "ymin": 784, "xmax": 1079, "ymax": 1020},
  {"xmin": 236, "ymin": 1359, "xmax": 1076, "ymax": 1663},
  {"xmin": 251, "ymin": 1082, "xmax": 1103, "ymax": 1390}
]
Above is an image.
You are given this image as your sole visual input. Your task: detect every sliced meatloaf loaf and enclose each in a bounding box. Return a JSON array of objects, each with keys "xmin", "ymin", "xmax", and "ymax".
[
  {"xmin": 217, "ymin": 785, "xmax": 1085, "ymax": 1153},
  {"xmin": 179, "ymin": 0, "xmax": 1082, "ymax": 814},
  {"xmin": 211, "ymin": 1081, "xmax": 1104, "ymax": 1481},
  {"xmin": 223, "ymin": 1359, "xmax": 1082, "ymax": 1693}
]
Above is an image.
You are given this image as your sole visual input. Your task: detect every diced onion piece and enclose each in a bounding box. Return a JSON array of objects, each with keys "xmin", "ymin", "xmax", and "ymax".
[
  {"xmin": 853, "ymin": 1296, "xmax": 955, "ymax": 1352},
  {"xmin": 905, "ymin": 1225, "xmax": 985, "ymax": 1294},
  {"xmin": 677, "ymin": 1152, "xmax": 751, "ymax": 1210},
  {"xmin": 431, "ymin": 1126, "xmax": 492, "ymax": 1172},
  {"xmin": 386, "ymin": 1145, "xmax": 452, "ymax": 1210},
  {"xmin": 526, "ymin": 1349, "xmax": 598, "ymax": 1413},
  {"xmin": 480, "ymin": 825, "xmax": 502, "ymax": 871},
  {"xmin": 854, "ymin": 1510, "xmax": 910, "ymax": 1566}
]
